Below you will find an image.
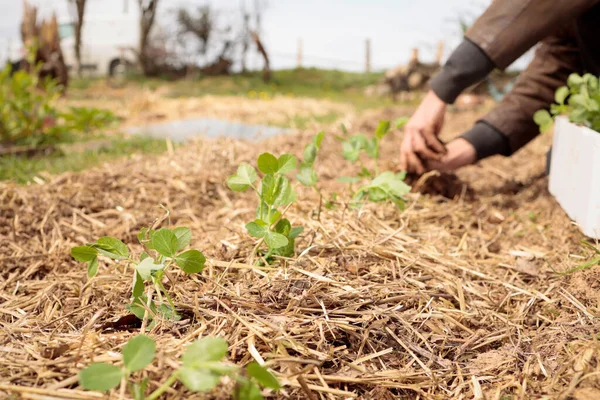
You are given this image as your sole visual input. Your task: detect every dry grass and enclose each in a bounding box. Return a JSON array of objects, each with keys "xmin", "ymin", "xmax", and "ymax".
[{"xmin": 1, "ymin": 108, "xmax": 600, "ymax": 400}]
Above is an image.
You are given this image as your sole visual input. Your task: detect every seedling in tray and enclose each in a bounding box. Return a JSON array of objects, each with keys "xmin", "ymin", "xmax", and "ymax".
[
  {"xmin": 79, "ymin": 335, "xmax": 280, "ymax": 400},
  {"xmin": 71, "ymin": 223, "xmax": 206, "ymax": 327}
]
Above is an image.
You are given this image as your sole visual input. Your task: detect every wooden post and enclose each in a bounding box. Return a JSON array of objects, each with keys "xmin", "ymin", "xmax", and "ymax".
[
  {"xmin": 297, "ymin": 38, "xmax": 303, "ymax": 69},
  {"xmin": 365, "ymin": 38, "xmax": 371, "ymax": 73}
]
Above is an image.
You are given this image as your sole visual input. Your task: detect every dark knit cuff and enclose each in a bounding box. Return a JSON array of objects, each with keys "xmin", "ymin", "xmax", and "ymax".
[
  {"xmin": 459, "ymin": 121, "xmax": 511, "ymax": 161},
  {"xmin": 430, "ymin": 38, "xmax": 496, "ymax": 104}
]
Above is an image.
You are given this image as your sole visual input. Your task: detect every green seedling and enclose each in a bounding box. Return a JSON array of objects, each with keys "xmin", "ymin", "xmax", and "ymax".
[
  {"xmin": 79, "ymin": 335, "xmax": 280, "ymax": 400},
  {"xmin": 227, "ymin": 152, "xmax": 303, "ymax": 261},
  {"xmin": 71, "ymin": 223, "xmax": 206, "ymax": 326},
  {"xmin": 296, "ymin": 131, "xmax": 327, "ymax": 217},
  {"xmin": 555, "ymin": 240, "xmax": 600, "ymax": 276},
  {"xmin": 338, "ymin": 119, "xmax": 411, "ymax": 209},
  {"xmin": 535, "ymin": 73, "xmax": 600, "ymax": 133}
]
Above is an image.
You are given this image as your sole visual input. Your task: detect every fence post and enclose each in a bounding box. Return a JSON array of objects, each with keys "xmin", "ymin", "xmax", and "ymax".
[
  {"xmin": 297, "ymin": 38, "xmax": 303, "ymax": 69},
  {"xmin": 365, "ymin": 38, "xmax": 371, "ymax": 73}
]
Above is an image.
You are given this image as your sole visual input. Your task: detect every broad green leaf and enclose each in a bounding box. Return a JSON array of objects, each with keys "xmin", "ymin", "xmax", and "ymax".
[
  {"xmin": 260, "ymin": 174, "xmax": 276, "ymax": 205},
  {"xmin": 264, "ymin": 231, "xmax": 288, "ymax": 249},
  {"xmin": 132, "ymin": 271, "xmax": 145, "ymax": 298},
  {"xmin": 533, "ymin": 110, "xmax": 552, "ymax": 132},
  {"xmin": 277, "ymin": 154, "xmax": 297, "ymax": 174},
  {"xmin": 227, "ymin": 163, "xmax": 258, "ymax": 192},
  {"xmin": 179, "ymin": 367, "xmax": 220, "ymax": 392},
  {"xmin": 127, "ymin": 295, "xmax": 156, "ymax": 320},
  {"xmin": 337, "ymin": 176, "xmax": 361, "ymax": 184},
  {"xmin": 247, "ymin": 363, "xmax": 281, "ymax": 390},
  {"xmin": 122, "ymin": 335, "xmax": 156, "ymax": 373},
  {"xmin": 257, "ymin": 153, "xmax": 279, "ymax": 174},
  {"xmin": 568, "ymin": 73, "xmax": 583, "ymax": 89},
  {"xmin": 87, "ymin": 257, "xmax": 99, "ymax": 278},
  {"xmin": 151, "ymin": 228, "xmax": 179, "ymax": 258},
  {"xmin": 289, "ymin": 226, "xmax": 304, "ymax": 239},
  {"xmin": 140, "ymin": 252, "xmax": 150, "ymax": 261},
  {"xmin": 395, "ymin": 116, "xmax": 409, "ymax": 129},
  {"xmin": 271, "ymin": 176, "xmax": 295, "ymax": 206},
  {"xmin": 555, "ymin": 86, "xmax": 569, "ymax": 105},
  {"xmin": 182, "ymin": 336, "xmax": 229, "ymax": 367},
  {"xmin": 246, "ymin": 220, "xmax": 269, "ymax": 239},
  {"xmin": 175, "ymin": 250, "xmax": 206, "ymax": 274},
  {"xmin": 96, "ymin": 237, "xmax": 129, "ymax": 260},
  {"xmin": 72, "ymin": 246, "xmax": 98, "ymax": 262},
  {"xmin": 341, "ymin": 139, "xmax": 361, "ymax": 162},
  {"xmin": 303, "ymin": 143, "xmax": 317, "ymax": 165},
  {"xmin": 79, "ymin": 363, "xmax": 123, "ymax": 391},
  {"xmin": 235, "ymin": 378, "xmax": 263, "ymax": 400},
  {"xmin": 137, "ymin": 227, "xmax": 153, "ymax": 245},
  {"xmin": 396, "ymin": 170, "xmax": 407, "ymax": 180},
  {"xmin": 173, "ymin": 227, "xmax": 192, "ymax": 250},
  {"xmin": 314, "ymin": 131, "xmax": 325, "ymax": 148},
  {"xmin": 273, "ymin": 219, "xmax": 291, "ymax": 236},
  {"xmin": 368, "ymin": 186, "xmax": 388, "ymax": 202},
  {"xmin": 374, "ymin": 120, "xmax": 391, "ymax": 140},
  {"xmin": 296, "ymin": 164, "xmax": 317, "ymax": 187},
  {"xmin": 363, "ymin": 138, "xmax": 378, "ymax": 159},
  {"xmin": 135, "ymin": 257, "xmax": 165, "ymax": 280}
]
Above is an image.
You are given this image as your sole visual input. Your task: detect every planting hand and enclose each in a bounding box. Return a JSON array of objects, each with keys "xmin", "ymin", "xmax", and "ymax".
[
  {"xmin": 425, "ymin": 138, "xmax": 477, "ymax": 172},
  {"xmin": 400, "ymin": 90, "xmax": 447, "ymax": 174}
]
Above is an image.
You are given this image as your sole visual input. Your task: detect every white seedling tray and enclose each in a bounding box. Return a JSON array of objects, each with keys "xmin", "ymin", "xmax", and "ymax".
[{"xmin": 548, "ymin": 117, "xmax": 600, "ymax": 239}]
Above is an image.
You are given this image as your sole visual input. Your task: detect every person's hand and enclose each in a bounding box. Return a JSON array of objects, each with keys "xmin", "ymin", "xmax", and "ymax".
[
  {"xmin": 426, "ymin": 138, "xmax": 477, "ymax": 172},
  {"xmin": 400, "ymin": 90, "xmax": 447, "ymax": 174}
]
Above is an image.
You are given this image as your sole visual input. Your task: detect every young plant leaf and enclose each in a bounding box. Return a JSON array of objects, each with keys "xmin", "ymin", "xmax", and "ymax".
[
  {"xmin": 271, "ymin": 176, "xmax": 295, "ymax": 206},
  {"xmin": 182, "ymin": 336, "xmax": 229, "ymax": 366},
  {"xmin": 246, "ymin": 363, "xmax": 281, "ymax": 390},
  {"xmin": 296, "ymin": 164, "xmax": 317, "ymax": 187},
  {"xmin": 179, "ymin": 368, "xmax": 221, "ymax": 392},
  {"xmin": 314, "ymin": 131, "xmax": 325, "ymax": 148},
  {"xmin": 257, "ymin": 153, "xmax": 279, "ymax": 174},
  {"xmin": 71, "ymin": 246, "xmax": 98, "ymax": 262},
  {"xmin": 95, "ymin": 237, "xmax": 130, "ymax": 260},
  {"xmin": 132, "ymin": 271, "xmax": 145, "ymax": 298},
  {"xmin": 79, "ymin": 363, "xmax": 123, "ymax": 392},
  {"xmin": 175, "ymin": 250, "xmax": 206, "ymax": 274},
  {"xmin": 246, "ymin": 220, "xmax": 269, "ymax": 239},
  {"xmin": 151, "ymin": 228, "xmax": 179, "ymax": 258},
  {"xmin": 395, "ymin": 116, "xmax": 409, "ymax": 129},
  {"xmin": 337, "ymin": 176, "xmax": 361, "ymax": 184},
  {"xmin": 173, "ymin": 227, "xmax": 192, "ymax": 250},
  {"xmin": 289, "ymin": 226, "xmax": 304, "ymax": 239},
  {"xmin": 227, "ymin": 163, "xmax": 258, "ymax": 192},
  {"xmin": 533, "ymin": 109, "xmax": 553, "ymax": 133},
  {"xmin": 87, "ymin": 257, "xmax": 99, "ymax": 278},
  {"xmin": 276, "ymin": 154, "xmax": 297, "ymax": 174},
  {"xmin": 135, "ymin": 257, "xmax": 165, "ymax": 280},
  {"xmin": 235, "ymin": 379, "xmax": 263, "ymax": 400},
  {"xmin": 303, "ymin": 143, "xmax": 317, "ymax": 165},
  {"xmin": 374, "ymin": 120, "xmax": 391, "ymax": 140},
  {"xmin": 555, "ymin": 86, "xmax": 569, "ymax": 105},
  {"xmin": 264, "ymin": 231, "xmax": 289, "ymax": 249},
  {"xmin": 122, "ymin": 335, "xmax": 156, "ymax": 373}
]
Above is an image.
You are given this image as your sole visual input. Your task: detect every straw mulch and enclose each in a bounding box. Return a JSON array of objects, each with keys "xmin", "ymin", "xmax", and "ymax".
[{"xmin": 1, "ymin": 110, "xmax": 600, "ymax": 400}]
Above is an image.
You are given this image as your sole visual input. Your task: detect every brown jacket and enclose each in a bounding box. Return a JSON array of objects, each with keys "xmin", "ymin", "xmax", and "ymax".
[{"xmin": 429, "ymin": 0, "xmax": 600, "ymax": 160}]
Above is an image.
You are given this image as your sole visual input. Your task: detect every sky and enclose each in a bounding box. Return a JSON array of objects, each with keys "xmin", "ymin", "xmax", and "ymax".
[{"xmin": 0, "ymin": 0, "xmax": 532, "ymax": 72}]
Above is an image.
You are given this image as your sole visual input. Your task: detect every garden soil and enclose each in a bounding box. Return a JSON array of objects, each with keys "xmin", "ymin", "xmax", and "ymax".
[{"xmin": 1, "ymin": 96, "xmax": 600, "ymax": 399}]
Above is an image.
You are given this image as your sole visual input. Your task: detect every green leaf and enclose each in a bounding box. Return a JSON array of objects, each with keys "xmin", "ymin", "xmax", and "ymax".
[
  {"xmin": 264, "ymin": 231, "xmax": 288, "ymax": 249},
  {"xmin": 303, "ymin": 143, "xmax": 317, "ymax": 165},
  {"xmin": 277, "ymin": 154, "xmax": 297, "ymax": 174},
  {"xmin": 173, "ymin": 227, "xmax": 192, "ymax": 250},
  {"xmin": 273, "ymin": 219, "xmax": 291, "ymax": 236},
  {"xmin": 374, "ymin": 120, "xmax": 391, "ymax": 140},
  {"xmin": 79, "ymin": 363, "xmax": 123, "ymax": 392},
  {"xmin": 246, "ymin": 220, "xmax": 269, "ymax": 239},
  {"xmin": 568, "ymin": 73, "xmax": 583, "ymax": 89},
  {"xmin": 337, "ymin": 176, "xmax": 361, "ymax": 184},
  {"xmin": 96, "ymin": 237, "xmax": 129, "ymax": 260},
  {"xmin": 137, "ymin": 227, "xmax": 153, "ymax": 245},
  {"xmin": 314, "ymin": 131, "xmax": 325, "ymax": 148},
  {"xmin": 235, "ymin": 379, "xmax": 263, "ymax": 400},
  {"xmin": 122, "ymin": 335, "xmax": 156, "ymax": 373},
  {"xmin": 140, "ymin": 252, "xmax": 150, "ymax": 261},
  {"xmin": 289, "ymin": 226, "xmax": 304, "ymax": 239},
  {"xmin": 179, "ymin": 367, "xmax": 221, "ymax": 392},
  {"xmin": 175, "ymin": 250, "xmax": 206, "ymax": 274},
  {"xmin": 127, "ymin": 295, "xmax": 155, "ymax": 320},
  {"xmin": 533, "ymin": 110, "xmax": 553, "ymax": 132},
  {"xmin": 296, "ymin": 164, "xmax": 317, "ymax": 187},
  {"xmin": 151, "ymin": 228, "xmax": 179, "ymax": 258},
  {"xmin": 87, "ymin": 257, "xmax": 99, "ymax": 278},
  {"xmin": 394, "ymin": 116, "xmax": 409, "ymax": 129},
  {"xmin": 340, "ymin": 123, "xmax": 348, "ymax": 136},
  {"xmin": 271, "ymin": 176, "xmax": 295, "ymax": 206},
  {"xmin": 135, "ymin": 257, "xmax": 165, "ymax": 280},
  {"xmin": 260, "ymin": 174, "xmax": 276, "ymax": 205},
  {"xmin": 257, "ymin": 153, "xmax": 279, "ymax": 174},
  {"xmin": 183, "ymin": 337, "xmax": 229, "ymax": 367},
  {"xmin": 555, "ymin": 86, "xmax": 570, "ymax": 105},
  {"xmin": 131, "ymin": 378, "xmax": 149, "ymax": 400},
  {"xmin": 256, "ymin": 202, "xmax": 281, "ymax": 225},
  {"xmin": 71, "ymin": 246, "xmax": 98, "ymax": 262},
  {"xmin": 132, "ymin": 271, "xmax": 145, "ymax": 298},
  {"xmin": 363, "ymin": 138, "xmax": 378, "ymax": 159},
  {"xmin": 341, "ymin": 139, "xmax": 361, "ymax": 162},
  {"xmin": 227, "ymin": 163, "xmax": 258, "ymax": 192},
  {"xmin": 247, "ymin": 363, "xmax": 281, "ymax": 390}
]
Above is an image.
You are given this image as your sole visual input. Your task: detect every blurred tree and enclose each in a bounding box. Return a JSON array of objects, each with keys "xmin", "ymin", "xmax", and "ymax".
[
  {"xmin": 67, "ymin": 0, "xmax": 86, "ymax": 77},
  {"xmin": 138, "ymin": 0, "xmax": 159, "ymax": 76}
]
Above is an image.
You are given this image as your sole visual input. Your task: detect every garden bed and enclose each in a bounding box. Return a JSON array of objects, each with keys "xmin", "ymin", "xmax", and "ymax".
[{"xmin": 1, "ymin": 119, "xmax": 599, "ymax": 399}]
